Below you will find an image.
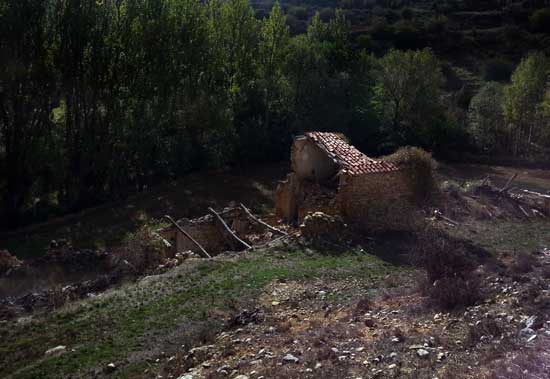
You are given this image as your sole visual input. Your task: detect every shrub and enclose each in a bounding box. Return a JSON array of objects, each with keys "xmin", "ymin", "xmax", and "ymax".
[
  {"xmin": 117, "ymin": 224, "xmax": 167, "ymax": 273},
  {"xmin": 466, "ymin": 318, "xmax": 503, "ymax": 346},
  {"xmin": 530, "ymin": 8, "xmax": 550, "ymax": 33},
  {"xmin": 414, "ymin": 230, "xmax": 484, "ymax": 310},
  {"xmin": 510, "ymin": 252, "xmax": 538, "ymax": 274},
  {"xmin": 384, "ymin": 147, "xmax": 439, "ymax": 203}
]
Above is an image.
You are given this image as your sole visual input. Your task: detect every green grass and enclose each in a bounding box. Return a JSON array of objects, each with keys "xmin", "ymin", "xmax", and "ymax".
[
  {"xmin": 450, "ymin": 220, "xmax": 550, "ymax": 254},
  {"xmin": 0, "ymin": 247, "xmax": 399, "ymax": 379}
]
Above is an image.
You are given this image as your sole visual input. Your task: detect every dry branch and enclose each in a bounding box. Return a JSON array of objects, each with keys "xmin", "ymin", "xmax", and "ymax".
[
  {"xmin": 240, "ymin": 203, "xmax": 287, "ymax": 236},
  {"xmin": 433, "ymin": 209, "xmax": 460, "ymax": 226},
  {"xmin": 499, "ymin": 173, "xmax": 518, "ymax": 193},
  {"xmin": 208, "ymin": 207, "xmax": 252, "ymax": 250},
  {"xmin": 164, "ymin": 215, "xmax": 211, "ymax": 258}
]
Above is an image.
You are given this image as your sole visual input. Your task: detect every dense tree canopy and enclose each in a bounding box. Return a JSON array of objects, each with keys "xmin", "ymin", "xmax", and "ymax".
[{"xmin": 1, "ymin": 0, "xmax": 549, "ymax": 228}]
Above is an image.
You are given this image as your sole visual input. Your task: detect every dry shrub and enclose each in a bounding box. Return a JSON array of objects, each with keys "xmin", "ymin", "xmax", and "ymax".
[
  {"xmin": 352, "ymin": 297, "xmax": 371, "ymax": 316},
  {"xmin": 509, "ymin": 252, "xmax": 538, "ymax": 275},
  {"xmin": 117, "ymin": 225, "xmax": 167, "ymax": 273},
  {"xmin": 384, "ymin": 146, "xmax": 439, "ymax": 203},
  {"xmin": 449, "ymin": 337, "xmax": 550, "ymax": 379},
  {"xmin": 466, "ymin": 318, "xmax": 503, "ymax": 347},
  {"xmin": 415, "ymin": 230, "xmax": 484, "ymax": 310}
]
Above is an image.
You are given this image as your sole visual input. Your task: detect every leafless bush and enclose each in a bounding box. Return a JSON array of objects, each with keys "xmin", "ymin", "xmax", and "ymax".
[
  {"xmin": 421, "ymin": 275, "xmax": 483, "ymax": 311},
  {"xmin": 415, "ymin": 229, "xmax": 484, "ymax": 310},
  {"xmin": 450, "ymin": 337, "xmax": 550, "ymax": 379},
  {"xmin": 509, "ymin": 252, "xmax": 538, "ymax": 275},
  {"xmin": 466, "ymin": 318, "xmax": 503, "ymax": 347},
  {"xmin": 116, "ymin": 225, "xmax": 167, "ymax": 273},
  {"xmin": 352, "ymin": 297, "xmax": 371, "ymax": 317}
]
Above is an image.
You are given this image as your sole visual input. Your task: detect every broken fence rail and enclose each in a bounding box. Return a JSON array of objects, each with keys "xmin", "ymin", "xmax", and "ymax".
[
  {"xmin": 208, "ymin": 207, "xmax": 253, "ymax": 250},
  {"xmin": 239, "ymin": 203, "xmax": 288, "ymax": 236},
  {"xmin": 164, "ymin": 215, "xmax": 212, "ymax": 259}
]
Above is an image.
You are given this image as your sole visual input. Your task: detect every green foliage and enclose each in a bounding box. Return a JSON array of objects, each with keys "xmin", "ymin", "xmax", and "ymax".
[
  {"xmin": 372, "ymin": 48, "xmax": 444, "ymax": 146},
  {"xmin": 468, "ymin": 82, "xmax": 507, "ymax": 153},
  {"xmin": 3, "ymin": 0, "xmax": 539, "ymax": 229},
  {"xmin": 503, "ymin": 52, "xmax": 550, "ymax": 155}
]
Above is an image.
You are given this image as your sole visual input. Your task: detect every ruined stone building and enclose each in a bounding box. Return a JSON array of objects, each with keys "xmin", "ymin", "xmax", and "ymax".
[{"xmin": 275, "ymin": 132, "xmax": 415, "ymax": 230}]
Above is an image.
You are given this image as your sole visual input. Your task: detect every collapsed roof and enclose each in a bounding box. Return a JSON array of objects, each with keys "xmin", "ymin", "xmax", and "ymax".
[{"xmin": 302, "ymin": 132, "xmax": 399, "ymax": 176}]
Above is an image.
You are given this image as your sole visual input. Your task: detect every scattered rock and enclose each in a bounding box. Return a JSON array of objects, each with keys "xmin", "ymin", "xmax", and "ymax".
[
  {"xmin": 417, "ymin": 349, "xmax": 430, "ymax": 358},
  {"xmin": 282, "ymin": 354, "xmax": 299, "ymax": 364},
  {"xmin": 44, "ymin": 345, "xmax": 67, "ymax": 356},
  {"xmin": 520, "ymin": 327, "xmax": 535, "ymax": 337}
]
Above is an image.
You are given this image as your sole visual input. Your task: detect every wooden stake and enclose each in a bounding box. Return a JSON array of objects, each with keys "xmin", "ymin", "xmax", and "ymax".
[
  {"xmin": 208, "ymin": 207, "xmax": 252, "ymax": 250},
  {"xmin": 499, "ymin": 173, "xmax": 518, "ymax": 193},
  {"xmin": 240, "ymin": 203, "xmax": 287, "ymax": 236},
  {"xmin": 164, "ymin": 215, "xmax": 211, "ymax": 259}
]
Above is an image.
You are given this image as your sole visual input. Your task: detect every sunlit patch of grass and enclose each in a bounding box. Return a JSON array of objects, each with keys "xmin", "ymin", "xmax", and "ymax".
[
  {"xmin": 450, "ymin": 220, "xmax": 550, "ymax": 254},
  {"xmin": 0, "ymin": 247, "xmax": 400, "ymax": 379}
]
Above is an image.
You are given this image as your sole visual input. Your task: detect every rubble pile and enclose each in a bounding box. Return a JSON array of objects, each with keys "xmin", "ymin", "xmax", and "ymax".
[
  {"xmin": 297, "ymin": 181, "xmax": 339, "ymax": 221},
  {"xmin": 300, "ymin": 212, "xmax": 348, "ymax": 242},
  {"xmin": 438, "ymin": 180, "xmax": 550, "ymax": 223},
  {"xmin": 160, "ymin": 249, "xmax": 550, "ymax": 379}
]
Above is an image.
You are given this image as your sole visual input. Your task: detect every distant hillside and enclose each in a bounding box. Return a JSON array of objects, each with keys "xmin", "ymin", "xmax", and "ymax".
[{"xmin": 253, "ymin": 0, "xmax": 550, "ymax": 71}]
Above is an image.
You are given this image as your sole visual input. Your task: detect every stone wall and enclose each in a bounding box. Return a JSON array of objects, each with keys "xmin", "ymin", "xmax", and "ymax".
[
  {"xmin": 336, "ymin": 171, "xmax": 417, "ymax": 231},
  {"xmin": 275, "ymin": 173, "xmax": 339, "ymax": 224},
  {"xmin": 158, "ymin": 209, "xmax": 252, "ymax": 256}
]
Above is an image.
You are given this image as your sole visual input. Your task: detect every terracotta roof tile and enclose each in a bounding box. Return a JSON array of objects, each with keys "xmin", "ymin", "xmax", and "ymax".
[{"xmin": 304, "ymin": 132, "xmax": 399, "ymax": 176}]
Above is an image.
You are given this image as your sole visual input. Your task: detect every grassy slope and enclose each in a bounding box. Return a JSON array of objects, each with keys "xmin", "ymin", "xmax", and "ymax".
[{"xmin": 0, "ymin": 247, "xmax": 400, "ymax": 379}]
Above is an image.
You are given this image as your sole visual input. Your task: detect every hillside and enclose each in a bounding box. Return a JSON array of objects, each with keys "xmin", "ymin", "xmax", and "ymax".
[{"xmin": 1, "ymin": 162, "xmax": 550, "ymax": 378}]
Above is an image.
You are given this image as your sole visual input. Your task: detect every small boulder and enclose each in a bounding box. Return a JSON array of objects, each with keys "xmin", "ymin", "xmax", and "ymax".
[
  {"xmin": 417, "ymin": 349, "xmax": 430, "ymax": 358},
  {"xmin": 44, "ymin": 345, "xmax": 67, "ymax": 356},
  {"xmin": 283, "ymin": 354, "xmax": 299, "ymax": 364}
]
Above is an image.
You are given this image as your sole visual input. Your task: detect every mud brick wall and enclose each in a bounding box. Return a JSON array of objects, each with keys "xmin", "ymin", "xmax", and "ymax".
[
  {"xmin": 336, "ymin": 171, "xmax": 416, "ymax": 231},
  {"xmin": 159, "ymin": 216, "xmax": 237, "ymax": 256}
]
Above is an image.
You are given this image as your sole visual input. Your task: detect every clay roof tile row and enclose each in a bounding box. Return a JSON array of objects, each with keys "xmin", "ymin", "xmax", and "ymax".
[{"xmin": 304, "ymin": 132, "xmax": 399, "ymax": 176}]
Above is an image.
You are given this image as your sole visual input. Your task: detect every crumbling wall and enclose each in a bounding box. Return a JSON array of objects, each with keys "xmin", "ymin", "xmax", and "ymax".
[
  {"xmin": 337, "ymin": 171, "xmax": 417, "ymax": 231},
  {"xmin": 159, "ymin": 215, "xmax": 232, "ymax": 256},
  {"xmin": 291, "ymin": 138, "xmax": 338, "ymax": 181},
  {"xmin": 275, "ymin": 173, "xmax": 339, "ymax": 223},
  {"xmin": 158, "ymin": 208, "xmax": 261, "ymax": 256},
  {"xmin": 297, "ymin": 181, "xmax": 339, "ymax": 221},
  {"xmin": 275, "ymin": 173, "xmax": 303, "ymax": 222}
]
